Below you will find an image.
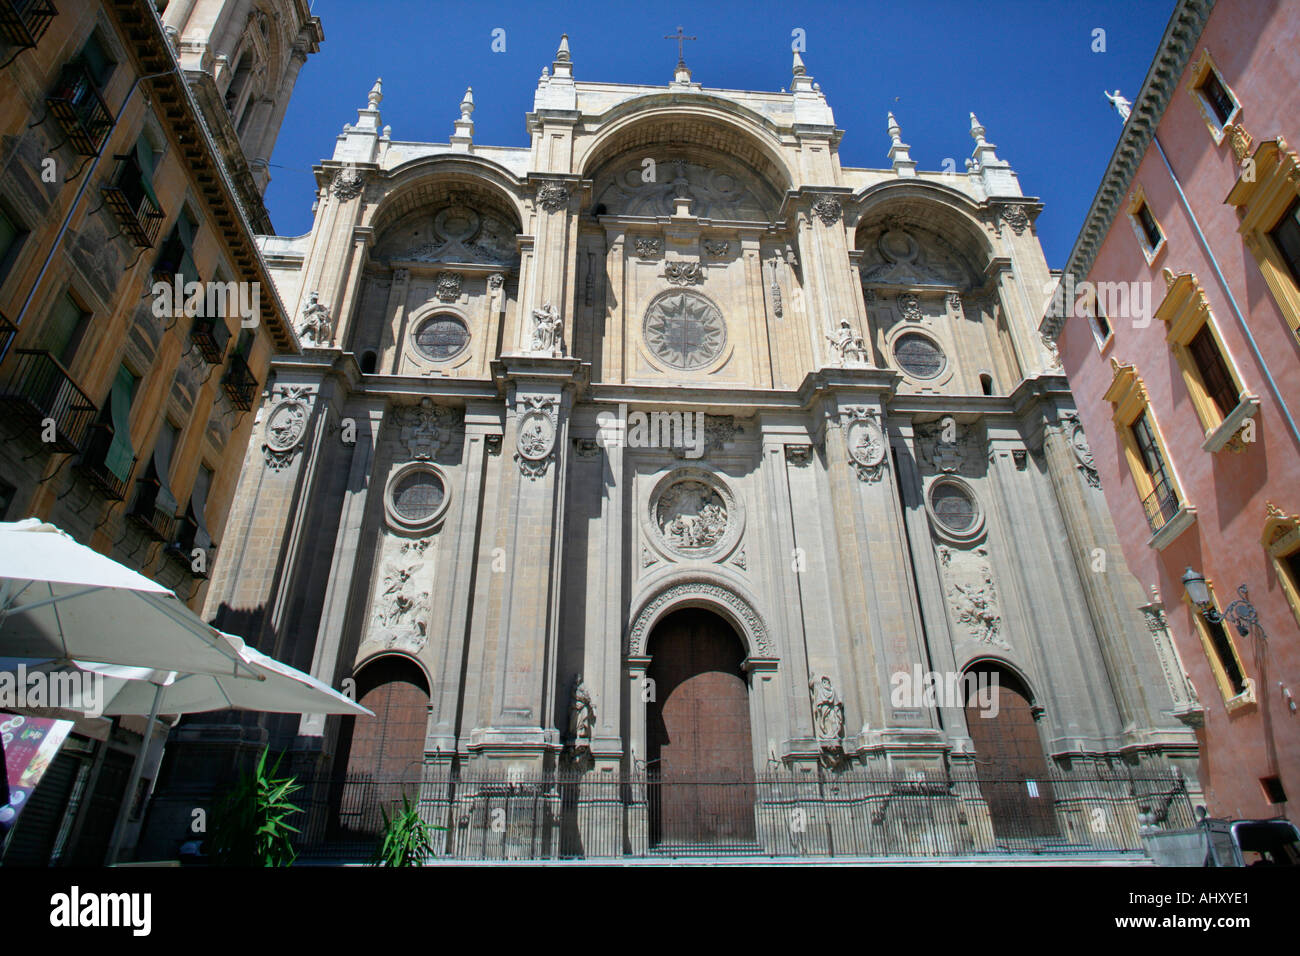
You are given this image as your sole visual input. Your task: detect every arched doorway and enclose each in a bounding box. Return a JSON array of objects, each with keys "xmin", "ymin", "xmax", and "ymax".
[
  {"xmin": 963, "ymin": 663, "xmax": 1058, "ymax": 840},
  {"xmin": 331, "ymin": 655, "xmax": 429, "ymax": 841},
  {"xmin": 645, "ymin": 607, "xmax": 756, "ymax": 846}
]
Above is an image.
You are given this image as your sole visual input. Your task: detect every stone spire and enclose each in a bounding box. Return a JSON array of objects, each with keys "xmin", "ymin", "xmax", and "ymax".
[
  {"xmin": 886, "ymin": 112, "xmax": 917, "ymax": 177},
  {"xmin": 964, "ymin": 111, "xmax": 1019, "ymax": 196},
  {"xmin": 552, "ymin": 33, "xmax": 573, "ymax": 80},
  {"xmin": 367, "ymin": 77, "xmax": 383, "ymax": 110},
  {"xmin": 968, "ymin": 112, "xmax": 1000, "ymax": 164},
  {"xmin": 451, "ymin": 86, "xmax": 474, "ymax": 151},
  {"xmin": 333, "ymin": 75, "xmax": 383, "ymax": 162},
  {"xmin": 790, "ymin": 48, "xmax": 815, "ymax": 93}
]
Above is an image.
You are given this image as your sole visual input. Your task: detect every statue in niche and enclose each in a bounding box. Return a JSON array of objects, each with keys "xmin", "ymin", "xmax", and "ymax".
[
  {"xmin": 530, "ymin": 302, "xmax": 563, "ymax": 356},
  {"xmin": 826, "ymin": 320, "xmax": 868, "ymax": 365},
  {"xmin": 569, "ymin": 674, "xmax": 595, "ymax": 750},
  {"xmin": 298, "ymin": 291, "xmax": 332, "ymax": 346},
  {"xmin": 809, "ymin": 675, "xmax": 845, "ymax": 766}
]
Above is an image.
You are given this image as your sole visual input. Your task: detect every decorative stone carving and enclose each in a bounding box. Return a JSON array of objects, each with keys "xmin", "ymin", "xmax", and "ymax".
[
  {"xmin": 1141, "ymin": 586, "xmax": 1204, "ymax": 728},
  {"xmin": 435, "ymin": 272, "xmax": 463, "ymax": 302},
  {"xmin": 635, "ymin": 237, "xmax": 662, "ymax": 258},
  {"xmin": 1225, "ymin": 123, "xmax": 1253, "ymax": 163},
  {"xmin": 573, "ymin": 437, "xmax": 600, "ymax": 459},
  {"xmin": 626, "ymin": 580, "xmax": 773, "ymax": 657},
  {"xmin": 703, "ymin": 239, "xmax": 730, "ymax": 257},
  {"xmin": 825, "ymin": 319, "xmax": 868, "ymax": 366},
  {"xmin": 529, "ymin": 302, "xmax": 564, "ymax": 356},
  {"xmin": 863, "ymin": 288, "xmax": 878, "ymax": 305},
  {"xmin": 843, "ymin": 407, "xmax": 887, "ymax": 482},
  {"xmin": 485, "ymin": 433, "xmax": 502, "ymax": 455},
  {"xmin": 371, "ymin": 536, "xmax": 431, "ymax": 654},
  {"xmin": 769, "ymin": 256, "xmax": 783, "ymax": 318},
  {"xmin": 937, "ymin": 545, "xmax": 1007, "ymax": 648},
  {"xmin": 568, "ymin": 674, "xmax": 595, "ymax": 750},
  {"xmin": 593, "ymin": 158, "xmax": 777, "ymax": 220},
  {"xmin": 298, "ymin": 291, "xmax": 333, "ymax": 346},
  {"xmin": 858, "ymin": 222, "xmax": 970, "ymax": 288},
  {"xmin": 515, "ymin": 395, "xmax": 557, "ymax": 479},
  {"xmin": 914, "ymin": 419, "xmax": 983, "ymax": 477},
  {"xmin": 898, "ymin": 292, "xmax": 923, "ymax": 322},
  {"xmin": 641, "ymin": 545, "xmax": 658, "ymax": 569},
  {"xmin": 1000, "ymin": 203, "xmax": 1031, "ymax": 236},
  {"xmin": 784, "ymin": 444, "xmax": 813, "ymax": 466},
  {"xmin": 395, "ymin": 398, "xmax": 457, "ymax": 460},
  {"xmin": 262, "ymin": 387, "xmax": 312, "ymax": 470},
  {"xmin": 1041, "ymin": 330, "xmax": 1063, "ymax": 369},
  {"xmin": 376, "ymin": 201, "xmax": 517, "ymax": 267},
  {"xmin": 488, "ymin": 272, "xmax": 505, "ymax": 290},
  {"xmin": 1060, "ymin": 413, "xmax": 1100, "ymax": 489},
  {"xmin": 535, "ymin": 180, "xmax": 569, "ymax": 212},
  {"xmin": 809, "ymin": 675, "xmax": 845, "ymax": 767},
  {"xmin": 663, "ymin": 260, "xmax": 704, "ymax": 286},
  {"xmin": 947, "ymin": 292, "xmax": 963, "ymax": 318},
  {"xmin": 656, "ymin": 480, "xmax": 727, "ymax": 552},
  {"xmin": 643, "ymin": 290, "xmax": 726, "ymax": 370},
  {"xmin": 810, "ymin": 196, "xmax": 842, "ymax": 225},
  {"xmin": 331, "ymin": 168, "xmax": 365, "ymax": 200},
  {"xmin": 732, "ymin": 547, "xmax": 747, "ymax": 570}
]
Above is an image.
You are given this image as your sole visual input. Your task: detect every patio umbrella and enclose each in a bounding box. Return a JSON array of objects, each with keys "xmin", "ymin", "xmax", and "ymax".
[
  {"xmin": 0, "ymin": 519, "xmax": 256, "ymax": 677},
  {"xmin": 5, "ymin": 635, "xmax": 372, "ymax": 863}
]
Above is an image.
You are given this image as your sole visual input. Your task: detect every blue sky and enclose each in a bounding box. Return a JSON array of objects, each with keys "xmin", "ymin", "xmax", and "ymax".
[{"xmin": 265, "ymin": 0, "xmax": 1175, "ymax": 267}]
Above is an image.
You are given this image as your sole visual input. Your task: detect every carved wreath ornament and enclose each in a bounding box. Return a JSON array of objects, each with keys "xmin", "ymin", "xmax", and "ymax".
[
  {"xmin": 515, "ymin": 395, "xmax": 558, "ymax": 479},
  {"xmin": 262, "ymin": 387, "xmax": 313, "ymax": 470}
]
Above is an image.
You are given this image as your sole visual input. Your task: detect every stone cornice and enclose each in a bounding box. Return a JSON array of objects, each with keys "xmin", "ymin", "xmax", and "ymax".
[{"xmin": 1049, "ymin": 0, "xmax": 1214, "ymax": 340}]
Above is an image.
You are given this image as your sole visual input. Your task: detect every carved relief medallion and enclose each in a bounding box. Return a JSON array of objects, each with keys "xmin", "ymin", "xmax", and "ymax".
[{"xmin": 643, "ymin": 290, "xmax": 726, "ymax": 371}]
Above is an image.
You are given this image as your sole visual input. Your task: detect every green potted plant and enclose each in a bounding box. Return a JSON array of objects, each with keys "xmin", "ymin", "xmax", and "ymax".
[
  {"xmin": 371, "ymin": 793, "xmax": 443, "ymax": 866},
  {"xmin": 208, "ymin": 748, "xmax": 304, "ymax": 867}
]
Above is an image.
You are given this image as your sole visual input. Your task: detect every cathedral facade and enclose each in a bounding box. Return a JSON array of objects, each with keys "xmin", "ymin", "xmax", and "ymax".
[{"xmin": 159, "ymin": 40, "xmax": 1203, "ymax": 855}]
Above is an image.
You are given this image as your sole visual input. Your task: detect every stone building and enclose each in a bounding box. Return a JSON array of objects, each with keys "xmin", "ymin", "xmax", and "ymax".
[
  {"xmin": 0, "ymin": 0, "xmax": 317, "ymax": 863},
  {"xmin": 1043, "ymin": 0, "xmax": 1300, "ymax": 820},
  {"xmin": 155, "ymin": 39, "xmax": 1201, "ymax": 856}
]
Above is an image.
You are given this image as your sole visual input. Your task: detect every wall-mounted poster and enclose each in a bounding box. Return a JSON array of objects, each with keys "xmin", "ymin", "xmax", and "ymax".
[{"xmin": 0, "ymin": 713, "xmax": 74, "ymax": 834}]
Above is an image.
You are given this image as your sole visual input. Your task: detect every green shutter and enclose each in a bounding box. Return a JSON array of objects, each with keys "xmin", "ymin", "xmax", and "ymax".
[
  {"xmin": 43, "ymin": 294, "xmax": 85, "ymax": 366},
  {"xmin": 104, "ymin": 365, "xmax": 135, "ymax": 483},
  {"xmin": 79, "ymin": 34, "xmax": 112, "ymax": 87},
  {"xmin": 152, "ymin": 422, "xmax": 178, "ymax": 516},
  {"xmin": 133, "ymin": 137, "xmax": 160, "ymax": 211}
]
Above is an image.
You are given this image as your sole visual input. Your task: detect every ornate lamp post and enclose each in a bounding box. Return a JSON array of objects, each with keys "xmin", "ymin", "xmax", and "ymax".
[{"xmin": 1181, "ymin": 567, "xmax": 1263, "ymax": 639}]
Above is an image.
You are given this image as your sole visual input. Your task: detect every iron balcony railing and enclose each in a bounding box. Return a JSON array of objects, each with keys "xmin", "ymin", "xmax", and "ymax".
[
  {"xmin": 143, "ymin": 764, "xmax": 1197, "ymax": 864},
  {"xmin": 221, "ymin": 353, "xmax": 257, "ymax": 411},
  {"xmin": 164, "ymin": 514, "xmax": 211, "ymax": 579},
  {"xmin": 127, "ymin": 474, "xmax": 177, "ymax": 543},
  {"xmin": 1141, "ymin": 475, "xmax": 1181, "ymax": 535},
  {"xmin": 189, "ymin": 313, "xmax": 231, "ymax": 366},
  {"xmin": 0, "ymin": 0, "xmax": 56, "ymax": 51},
  {"xmin": 76, "ymin": 420, "xmax": 134, "ymax": 501},
  {"xmin": 44, "ymin": 60, "xmax": 111, "ymax": 156},
  {"xmin": 0, "ymin": 349, "xmax": 96, "ymax": 452},
  {"xmin": 101, "ymin": 156, "xmax": 165, "ymax": 248}
]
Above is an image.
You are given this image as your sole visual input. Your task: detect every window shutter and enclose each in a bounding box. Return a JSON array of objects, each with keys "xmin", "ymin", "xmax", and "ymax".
[
  {"xmin": 80, "ymin": 34, "xmax": 112, "ymax": 87},
  {"xmin": 43, "ymin": 294, "xmax": 86, "ymax": 366},
  {"xmin": 103, "ymin": 364, "xmax": 135, "ymax": 483},
  {"xmin": 189, "ymin": 466, "xmax": 213, "ymax": 550},
  {"xmin": 133, "ymin": 137, "xmax": 160, "ymax": 211},
  {"xmin": 151, "ymin": 422, "xmax": 178, "ymax": 516}
]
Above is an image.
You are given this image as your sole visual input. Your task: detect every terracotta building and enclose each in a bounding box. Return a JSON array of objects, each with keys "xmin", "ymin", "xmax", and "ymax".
[
  {"xmin": 142, "ymin": 37, "xmax": 1202, "ymax": 860},
  {"xmin": 1043, "ymin": 0, "xmax": 1300, "ymax": 819},
  {"xmin": 0, "ymin": 0, "xmax": 318, "ymax": 863}
]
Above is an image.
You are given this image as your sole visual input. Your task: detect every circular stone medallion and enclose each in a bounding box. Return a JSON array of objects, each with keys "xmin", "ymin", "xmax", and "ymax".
[
  {"xmin": 656, "ymin": 479, "xmax": 728, "ymax": 554},
  {"xmin": 643, "ymin": 290, "xmax": 726, "ymax": 371},
  {"xmin": 847, "ymin": 417, "xmax": 886, "ymax": 469},
  {"xmin": 265, "ymin": 400, "xmax": 308, "ymax": 451},
  {"xmin": 516, "ymin": 410, "xmax": 555, "ymax": 461}
]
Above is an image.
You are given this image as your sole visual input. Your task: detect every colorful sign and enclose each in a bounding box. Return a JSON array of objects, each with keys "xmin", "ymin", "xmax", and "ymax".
[{"xmin": 0, "ymin": 712, "xmax": 74, "ymax": 833}]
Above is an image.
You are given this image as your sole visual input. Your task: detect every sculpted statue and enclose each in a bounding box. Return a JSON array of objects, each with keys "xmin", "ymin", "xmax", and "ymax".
[
  {"xmin": 809, "ymin": 675, "xmax": 845, "ymax": 766},
  {"xmin": 530, "ymin": 302, "xmax": 563, "ymax": 356},
  {"xmin": 826, "ymin": 319, "xmax": 868, "ymax": 365},
  {"xmin": 1104, "ymin": 89, "xmax": 1132, "ymax": 121},
  {"xmin": 569, "ymin": 674, "xmax": 595, "ymax": 749},
  {"xmin": 298, "ymin": 291, "xmax": 333, "ymax": 347}
]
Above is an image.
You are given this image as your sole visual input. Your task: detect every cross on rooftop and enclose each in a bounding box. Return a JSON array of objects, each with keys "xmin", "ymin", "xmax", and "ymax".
[{"xmin": 664, "ymin": 25, "xmax": 696, "ymax": 66}]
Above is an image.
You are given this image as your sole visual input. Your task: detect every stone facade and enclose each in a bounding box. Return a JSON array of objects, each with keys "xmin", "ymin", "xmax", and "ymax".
[{"xmin": 153, "ymin": 40, "xmax": 1201, "ymax": 853}]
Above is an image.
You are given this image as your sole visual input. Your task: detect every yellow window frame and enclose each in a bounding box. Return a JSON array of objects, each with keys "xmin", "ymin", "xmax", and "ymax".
[
  {"xmin": 1262, "ymin": 501, "xmax": 1300, "ymax": 633},
  {"xmin": 1187, "ymin": 49, "xmax": 1241, "ymax": 145},
  {"xmin": 1226, "ymin": 136, "xmax": 1300, "ymax": 345},
  {"xmin": 1126, "ymin": 185, "xmax": 1167, "ymax": 265},
  {"xmin": 1182, "ymin": 578, "xmax": 1255, "ymax": 711}
]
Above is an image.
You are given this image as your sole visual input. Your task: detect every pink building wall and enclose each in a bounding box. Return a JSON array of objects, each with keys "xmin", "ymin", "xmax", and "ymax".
[{"xmin": 1058, "ymin": 0, "xmax": 1300, "ymax": 818}]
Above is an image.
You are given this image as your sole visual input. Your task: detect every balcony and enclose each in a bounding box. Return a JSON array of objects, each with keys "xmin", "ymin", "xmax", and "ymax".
[
  {"xmin": 0, "ymin": 349, "xmax": 96, "ymax": 452},
  {"xmin": 1141, "ymin": 476, "xmax": 1181, "ymax": 535},
  {"xmin": 0, "ymin": 0, "xmax": 56, "ymax": 52},
  {"xmin": 44, "ymin": 60, "xmax": 111, "ymax": 157},
  {"xmin": 101, "ymin": 157, "xmax": 164, "ymax": 248},
  {"xmin": 127, "ymin": 474, "xmax": 176, "ymax": 543},
  {"xmin": 221, "ymin": 353, "xmax": 257, "ymax": 411},
  {"xmin": 190, "ymin": 312, "xmax": 231, "ymax": 365},
  {"xmin": 76, "ymin": 420, "xmax": 134, "ymax": 501},
  {"xmin": 165, "ymin": 515, "xmax": 212, "ymax": 579}
]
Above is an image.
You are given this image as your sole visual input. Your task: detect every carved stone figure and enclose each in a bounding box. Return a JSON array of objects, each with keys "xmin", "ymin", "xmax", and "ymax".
[
  {"xmin": 898, "ymin": 292, "xmax": 923, "ymax": 322},
  {"xmin": 809, "ymin": 675, "xmax": 845, "ymax": 766},
  {"xmin": 656, "ymin": 480, "xmax": 728, "ymax": 552},
  {"xmin": 826, "ymin": 319, "xmax": 868, "ymax": 365},
  {"xmin": 262, "ymin": 390, "xmax": 311, "ymax": 471},
  {"xmin": 938, "ymin": 546, "xmax": 1008, "ymax": 648},
  {"xmin": 593, "ymin": 157, "xmax": 777, "ymax": 221},
  {"xmin": 844, "ymin": 407, "xmax": 887, "ymax": 482},
  {"xmin": 530, "ymin": 302, "xmax": 563, "ymax": 356},
  {"xmin": 372, "ymin": 539, "xmax": 431, "ymax": 654},
  {"xmin": 298, "ymin": 291, "xmax": 332, "ymax": 346},
  {"xmin": 569, "ymin": 674, "xmax": 595, "ymax": 749},
  {"xmin": 435, "ymin": 272, "xmax": 463, "ymax": 302},
  {"xmin": 1104, "ymin": 88, "xmax": 1133, "ymax": 121}
]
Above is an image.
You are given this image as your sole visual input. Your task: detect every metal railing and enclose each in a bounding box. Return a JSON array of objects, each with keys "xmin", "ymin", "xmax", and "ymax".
[
  {"xmin": 0, "ymin": 0, "xmax": 56, "ymax": 51},
  {"xmin": 127, "ymin": 474, "xmax": 177, "ymax": 542},
  {"xmin": 0, "ymin": 349, "xmax": 96, "ymax": 452},
  {"xmin": 1141, "ymin": 475, "xmax": 1181, "ymax": 534},
  {"xmin": 221, "ymin": 353, "xmax": 257, "ymax": 411},
  {"xmin": 263, "ymin": 764, "xmax": 1195, "ymax": 863},
  {"xmin": 76, "ymin": 420, "xmax": 135, "ymax": 500},
  {"xmin": 189, "ymin": 313, "xmax": 231, "ymax": 365},
  {"xmin": 44, "ymin": 60, "xmax": 111, "ymax": 156},
  {"xmin": 101, "ymin": 156, "xmax": 165, "ymax": 248}
]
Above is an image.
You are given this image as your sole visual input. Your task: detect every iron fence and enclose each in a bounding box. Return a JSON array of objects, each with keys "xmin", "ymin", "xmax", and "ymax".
[{"xmin": 281, "ymin": 763, "xmax": 1194, "ymax": 863}]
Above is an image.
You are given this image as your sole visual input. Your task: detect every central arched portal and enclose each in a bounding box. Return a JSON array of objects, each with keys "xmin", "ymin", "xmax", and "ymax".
[{"xmin": 645, "ymin": 607, "xmax": 756, "ymax": 847}]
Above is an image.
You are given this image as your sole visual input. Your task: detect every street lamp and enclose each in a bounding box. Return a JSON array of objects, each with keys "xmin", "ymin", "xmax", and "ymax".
[{"xmin": 1181, "ymin": 567, "xmax": 1262, "ymax": 638}]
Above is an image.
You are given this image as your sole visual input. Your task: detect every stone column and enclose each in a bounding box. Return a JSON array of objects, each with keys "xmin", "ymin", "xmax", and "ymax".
[{"xmin": 379, "ymin": 268, "xmax": 411, "ymax": 373}]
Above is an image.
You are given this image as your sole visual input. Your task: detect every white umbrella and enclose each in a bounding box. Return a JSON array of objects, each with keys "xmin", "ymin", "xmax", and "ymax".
[{"xmin": 0, "ymin": 519, "xmax": 256, "ymax": 678}]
